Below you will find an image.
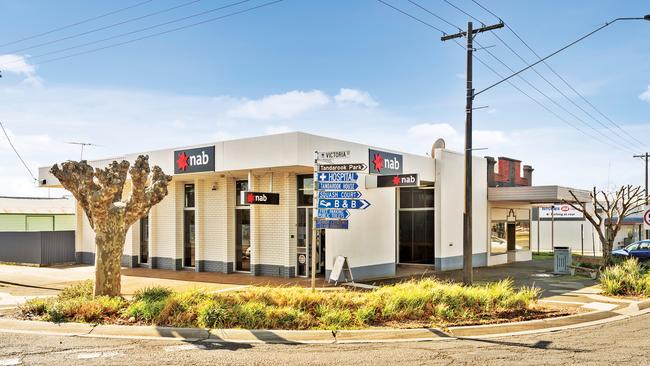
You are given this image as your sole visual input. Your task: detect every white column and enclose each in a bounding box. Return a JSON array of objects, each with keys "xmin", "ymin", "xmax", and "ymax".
[
  {"xmin": 194, "ymin": 177, "xmax": 203, "ymax": 271},
  {"xmin": 248, "ymin": 170, "xmax": 258, "ymax": 275}
]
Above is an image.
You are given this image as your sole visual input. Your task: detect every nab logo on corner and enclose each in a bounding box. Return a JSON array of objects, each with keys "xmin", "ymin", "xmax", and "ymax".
[
  {"xmin": 368, "ymin": 149, "xmax": 403, "ymax": 175},
  {"xmin": 174, "ymin": 146, "xmax": 215, "ymax": 174}
]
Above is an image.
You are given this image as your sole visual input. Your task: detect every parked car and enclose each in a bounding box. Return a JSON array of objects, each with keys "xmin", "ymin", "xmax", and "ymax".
[{"xmin": 612, "ymin": 240, "xmax": 650, "ymax": 262}]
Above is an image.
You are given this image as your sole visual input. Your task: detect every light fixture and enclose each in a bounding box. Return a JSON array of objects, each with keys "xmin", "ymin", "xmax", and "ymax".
[{"xmin": 211, "ymin": 182, "xmax": 218, "ymax": 191}]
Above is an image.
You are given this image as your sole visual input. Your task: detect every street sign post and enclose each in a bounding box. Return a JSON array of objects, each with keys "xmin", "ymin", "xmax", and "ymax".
[
  {"xmin": 318, "ymin": 150, "xmax": 350, "ymax": 160},
  {"xmin": 317, "ymin": 209, "xmax": 351, "ymax": 219},
  {"xmin": 316, "ymin": 219, "xmax": 349, "ymax": 229},
  {"xmin": 316, "ymin": 172, "xmax": 359, "ymax": 182},
  {"xmin": 318, "ymin": 182, "xmax": 358, "ymax": 190},
  {"xmin": 318, "ymin": 191, "xmax": 362, "ymax": 199},
  {"xmin": 318, "ymin": 199, "xmax": 370, "ymax": 210}
]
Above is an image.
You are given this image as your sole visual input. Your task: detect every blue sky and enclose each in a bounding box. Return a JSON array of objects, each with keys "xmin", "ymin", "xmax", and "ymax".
[{"xmin": 0, "ymin": 0, "xmax": 649, "ymax": 196}]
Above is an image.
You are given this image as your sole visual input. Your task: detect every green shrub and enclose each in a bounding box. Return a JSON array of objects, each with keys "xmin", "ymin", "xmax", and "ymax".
[
  {"xmin": 232, "ymin": 302, "xmax": 268, "ymax": 329},
  {"xmin": 317, "ymin": 305, "xmax": 354, "ymax": 330},
  {"xmin": 124, "ymin": 299, "xmax": 166, "ymax": 323},
  {"xmin": 58, "ymin": 280, "xmax": 93, "ymax": 301},
  {"xmin": 354, "ymin": 305, "xmax": 376, "ymax": 325},
  {"xmin": 20, "ymin": 298, "xmax": 51, "ymax": 316},
  {"xmin": 133, "ymin": 286, "xmax": 172, "ymax": 303},
  {"xmin": 197, "ymin": 300, "xmax": 230, "ymax": 329},
  {"xmin": 600, "ymin": 258, "xmax": 650, "ymax": 296}
]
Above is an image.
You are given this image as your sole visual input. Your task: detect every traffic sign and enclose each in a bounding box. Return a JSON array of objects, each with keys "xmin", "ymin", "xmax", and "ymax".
[
  {"xmin": 318, "ymin": 191, "xmax": 362, "ymax": 199},
  {"xmin": 644, "ymin": 207, "xmax": 650, "ymax": 229},
  {"xmin": 318, "ymin": 199, "xmax": 370, "ymax": 210},
  {"xmin": 318, "ymin": 150, "xmax": 350, "ymax": 160},
  {"xmin": 317, "ymin": 209, "xmax": 350, "ymax": 219},
  {"xmin": 318, "ymin": 182, "xmax": 359, "ymax": 190},
  {"xmin": 316, "ymin": 219, "xmax": 349, "ymax": 229},
  {"xmin": 318, "ymin": 163, "xmax": 367, "ymax": 172},
  {"xmin": 316, "ymin": 172, "xmax": 358, "ymax": 182}
]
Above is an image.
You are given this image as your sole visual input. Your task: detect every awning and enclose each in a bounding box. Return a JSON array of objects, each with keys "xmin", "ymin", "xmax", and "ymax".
[{"xmin": 488, "ymin": 185, "xmax": 591, "ymax": 204}]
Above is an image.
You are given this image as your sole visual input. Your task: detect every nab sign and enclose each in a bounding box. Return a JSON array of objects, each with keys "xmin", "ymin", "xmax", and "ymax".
[
  {"xmin": 174, "ymin": 146, "xmax": 215, "ymax": 174},
  {"xmin": 241, "ymin": 192, "xmax": 280, "ymax": 205},
  {"xmin": 368, "ymin": 149, "xmax": 403, "ymax": 175},
  {"xmin": 377, "ymin": 174, "xmax": 419, "ymax": 188}
]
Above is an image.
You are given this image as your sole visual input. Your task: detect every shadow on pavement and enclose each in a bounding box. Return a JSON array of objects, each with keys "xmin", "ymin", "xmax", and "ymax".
[{"xmin": 459, "ymin": 338, "xmax": 587, "ymax": 353}]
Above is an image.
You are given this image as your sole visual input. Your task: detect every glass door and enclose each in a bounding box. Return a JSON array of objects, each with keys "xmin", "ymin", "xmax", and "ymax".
[
  {"xmin": 140, "ymin": 216, "xmax": 149, "ymax": 264},
  {"xmin": 236, "ymin": 209, "xmax": 251, "ymax": 271}
]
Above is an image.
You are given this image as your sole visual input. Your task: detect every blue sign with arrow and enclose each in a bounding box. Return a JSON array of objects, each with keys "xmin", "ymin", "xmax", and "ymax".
[
  {"xmin": 315, "ymin": 219, "xmax": 349, "ymax": 229},
  {"xmin": 318, "ymin": 199, "xmax": 371, "ymax": 210},
  {"xmin": 318, "ymin": 191, "xmax": 362, "ymax": 199},
  {"xmin": 318, "ymin": 182, "xmax": 358, "ymax": 191},
  {"xmin": 316, "ymin": 172, "xmax": 358, "ymax": 182},
  {"xmin": 317, "ymin": 209, "xmax": 351, "ymax": 219}
]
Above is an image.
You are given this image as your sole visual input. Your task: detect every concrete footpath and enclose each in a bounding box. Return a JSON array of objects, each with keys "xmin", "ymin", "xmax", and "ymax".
[{"xmin": 0, "ymin": 298, "xmax": 648, "ymax": 344}]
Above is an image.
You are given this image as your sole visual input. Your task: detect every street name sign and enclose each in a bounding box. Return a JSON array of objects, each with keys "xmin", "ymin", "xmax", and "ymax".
[
  {"xmin": 241, "ymin": 191, "xmax": 280, "ymax": 205},
  {"xmin": 316, "ymin": 219, "xmax": 349, "ymax": 229},
  {"xmin": 318, "ymin": 182, "xmax": 358, "ymax": 190},
  {"xmin": 316, "ymin": 172, "xmax": 359, "ymax": 182},
  {"xmin": 318, "ymin": 191, "xmax": 362, "ymax": 199},
  {"xmin": 317, "ymin": 209, "xmax": 351, "ymax": 219},
  {"xmin": 318, "ymin": 150, "xmax": 350, "ymax": 160},
  {"xmin": 318, "ymin": 163, "xmax": 368, "ymax": 172},
  {"xmin": 318, "ymin": 199, "xmax": 370, "ymax": 210}
]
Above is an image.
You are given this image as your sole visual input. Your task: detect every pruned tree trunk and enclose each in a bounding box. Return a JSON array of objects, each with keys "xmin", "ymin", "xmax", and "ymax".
[{"xmin": 50, "ymin": 156, "xmax": 171, "ymax": 297}]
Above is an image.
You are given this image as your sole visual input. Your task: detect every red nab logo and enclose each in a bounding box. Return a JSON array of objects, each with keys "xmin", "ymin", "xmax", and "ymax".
[
  {"xmin": 176, "ymin": 152, "xmax": 189, "ymax": 171},
  {"xmin": 372, "ymin": 153, "xmax": 384, "ymax": 172},
  {"xmin": 247, "ymin": 192, "xmax": 255, "ymax": 204},
  {"xmin": 392, "ymin": 175, "xmax": 401, "ymax": 186}
]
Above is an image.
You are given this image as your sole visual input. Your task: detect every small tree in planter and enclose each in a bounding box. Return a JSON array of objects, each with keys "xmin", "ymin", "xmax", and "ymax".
[
  {"xmin": 50, "ymin": 155, "xmax": 171, "ymax": 297},
  {"xmin": 565, "ymin": 185, "xmax": 646, "ymax": 265}
]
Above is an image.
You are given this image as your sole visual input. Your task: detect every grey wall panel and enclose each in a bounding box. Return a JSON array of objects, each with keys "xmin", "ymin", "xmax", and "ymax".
[{"xmin": 0, "ymin": 231, "xmax": 74, "ymax": 265}]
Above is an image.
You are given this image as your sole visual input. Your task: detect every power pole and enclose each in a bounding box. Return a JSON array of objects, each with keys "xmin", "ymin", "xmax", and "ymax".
[
  {"xmin": 634, "ymin": 152, "xmax": 649, "ymax": 239},
  {"xmin": 441, "ymin": 21, "xmax": 503, "ymax": 285}
]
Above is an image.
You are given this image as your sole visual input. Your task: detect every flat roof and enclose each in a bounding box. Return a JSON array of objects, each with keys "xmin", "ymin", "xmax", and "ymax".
[
  {"xmin": 488, "ymin": 185, "xmax": 591, "ymax": 203},
  {"xmin": 0, "ymin": 196, "xmax": 75, "ymax": 214}
]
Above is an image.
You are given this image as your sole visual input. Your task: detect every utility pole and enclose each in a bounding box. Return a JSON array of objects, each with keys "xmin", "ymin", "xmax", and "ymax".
[
  {"xmin": 441, "ymin": 21, "xmax": 503, "ymax": 285},
  {"xmin": 634, "ymin": 152, "xmax": 649, "ymax": 239}
]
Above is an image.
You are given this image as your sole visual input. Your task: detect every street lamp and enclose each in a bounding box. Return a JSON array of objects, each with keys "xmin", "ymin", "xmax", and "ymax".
[{"xmin": 443, "ymin": 15, "xmax": 649, "ymax": 285}]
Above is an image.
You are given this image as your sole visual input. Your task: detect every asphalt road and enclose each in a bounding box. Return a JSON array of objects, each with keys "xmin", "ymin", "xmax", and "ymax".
[{"xmin": 0, "ymin": 312, "xmax": 647, "ymax": 366}]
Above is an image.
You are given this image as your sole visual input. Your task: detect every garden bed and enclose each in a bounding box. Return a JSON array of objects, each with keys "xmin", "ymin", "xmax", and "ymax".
[
  {"xmin": 18, "ymin": 278, "xmax": 574, "ymax": 330},
  {"xmin": 600, "ymin": 258, "xmax": 650, "ymax": 297}
]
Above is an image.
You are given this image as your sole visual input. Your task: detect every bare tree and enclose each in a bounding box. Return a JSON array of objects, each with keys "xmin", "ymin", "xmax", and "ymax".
[
  {"xmin": 565, "ymin": 185, "xmax": 646, "ymax": 265},
  {"xmin": 50, "ymin": 155, "xmax": 171, "ymax": 297}
]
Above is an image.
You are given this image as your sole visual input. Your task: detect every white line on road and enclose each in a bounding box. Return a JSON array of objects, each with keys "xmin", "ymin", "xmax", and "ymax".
[
  {"xmin": 77, "ymin": 351, "xmax": 124, "ymax": 359},
  {"xmin": 0, "ymin": 358, "xmax": 21, "ymax": 366}
]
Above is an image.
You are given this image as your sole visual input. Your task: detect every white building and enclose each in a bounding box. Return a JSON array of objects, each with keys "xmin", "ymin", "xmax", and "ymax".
[{"xmin": 38, "ymin": 132, "xmax": 590, "ymax": 280}]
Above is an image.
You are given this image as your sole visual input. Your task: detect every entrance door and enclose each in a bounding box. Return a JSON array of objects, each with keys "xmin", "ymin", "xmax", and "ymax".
[
  {"xmin": 140, "ymin": 216, "xmax": 149, "ymax": 264},
  {"xmin": 398, "ymin": 188, "xmax": 435, "ymax": 264},
  {"xmin": 236, "ymin": 209, "xmax": 251, "ymax": 272},
  {"xmin": 507, "ymin": 223, "xmax": 516, "ymax": 252},
  {"xmin": 184, "ymin": 210, "xmax": 195, "ymax": 267},
  {"xmin": 296, "ymin": 208, "xmax": 324, "ymax": 277}
]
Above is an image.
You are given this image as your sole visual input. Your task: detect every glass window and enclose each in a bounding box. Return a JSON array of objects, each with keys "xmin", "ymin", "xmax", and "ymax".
[
  {"xmin": 627, "ymin": 243, "xmax": 640, "ymax": 251},
  {"xmin": 184, "ymin": 184, "xmax": 195, "ymax": 208},
  {"xmin": 399, "ymin": 211, "xmax": 434, "ymax": 264},
  {"xmin": 297, "ymin": 174, "xmax": 313, "ymax": 206},
  {"xmin": 236, "ymin": 181, "xmax": 249, "ymax": 207},
  {"xmin": 491, "ymin": 222, "xmax": 507, "ymax": 255},
  {"xmin": 639, "ymin": 242, "xmax": 650, "ymax": 250},
  {"xmin": 515, "ymin": 221, "xmax": 530, "ymax": 251},
  {"xmin": 400, "ymin": 188, "xmax": 434, "ymax": 209}
]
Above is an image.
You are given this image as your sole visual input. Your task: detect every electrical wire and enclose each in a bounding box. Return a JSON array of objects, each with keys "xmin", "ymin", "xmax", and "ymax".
[
  {"xmin": 0, "ymin": 122, "xmax": 37, "ymax": 182},
  {"xmin": 0, "ymin": 0, "xmax": 155, "ymax": 49},
  {"xmin": 7, "ymin": 0, "xmax": 205, "ymax": 55},
  {"xmin": 470, "ymin": 0, "xmax": 647, "ymax": 149},
  {"xmin": 375, "ymin": 0, "xmax": 447, "ymax": 34}
]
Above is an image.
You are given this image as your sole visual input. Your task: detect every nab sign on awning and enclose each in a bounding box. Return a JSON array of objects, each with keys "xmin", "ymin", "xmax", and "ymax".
[
  {"xmin": 241, "ymin": 192, "xmax": 280, "ymax": 205},
  {"xmin": 174, "ymin": 146, "xmax": 215, "ymax": 174},
  {"xmin": 368, "ymin": 149, "xmax": 403, "ymax": 175},
  {"xmin": 377, "ymin": 173, "xmax": 419, "ymax": 188}
]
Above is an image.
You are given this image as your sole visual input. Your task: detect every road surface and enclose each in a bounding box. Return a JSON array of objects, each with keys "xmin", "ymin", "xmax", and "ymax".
[{"xmin": 0, "ymin": 312, "xmax": 646, "ymax": 365}]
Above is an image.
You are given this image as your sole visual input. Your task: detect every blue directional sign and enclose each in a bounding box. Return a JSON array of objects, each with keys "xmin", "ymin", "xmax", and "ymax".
[
  {"xmin": 318, "ymin": 182, "xmax": 359, "ymax": 191},
  {"xmin": 318, "ymin": 191, "xmax": 362, "ymax": 199},
  {"xmin": 318, "ymin": 199, "xmax": 371, "ymax": 210},
  {"xmin": 317, "ymin": 209, "xmax": 351, "ymax": 219},
  {"xmin": 316, "ymin": 172, "xmax": 358, "ymax": 182},
  {"xmin": 316, "ymin": 219, "xmax": 349, "ymax": 230}
]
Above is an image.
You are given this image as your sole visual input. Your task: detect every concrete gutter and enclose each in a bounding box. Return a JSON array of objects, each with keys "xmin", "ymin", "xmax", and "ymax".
[{"xmin": 1, "ymin": 299, "xmax": 648, "ymax": 344}]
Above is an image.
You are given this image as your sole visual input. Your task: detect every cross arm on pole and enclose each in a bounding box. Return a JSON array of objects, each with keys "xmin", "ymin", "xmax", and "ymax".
[{"xmin": 440, "ymin": 22, "xmax": 504, "ymax": 41}]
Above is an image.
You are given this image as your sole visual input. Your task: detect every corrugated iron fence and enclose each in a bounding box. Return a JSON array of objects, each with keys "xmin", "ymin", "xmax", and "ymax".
[{"xmin": 0, "ymin": 231, "xmax": 75, "ymax": 265}]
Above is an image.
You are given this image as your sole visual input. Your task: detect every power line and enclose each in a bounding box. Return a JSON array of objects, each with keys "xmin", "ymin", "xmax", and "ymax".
[
  {"xmin": 470, "ymin": 0, "xmax": 647, "ymax": 149},
  {"xmin": 7, "ymin": 0, "xmax": 204, "ymax": 55},
  {"xmin": 0, "ymin": 0, "xmax": 251, "ymax": 67},
  {"xmin": 375, "ymin": 0, "xmax": 447, "ymax": 34},
  {"xmin": 379, "ymin": 0, "xmax": 636, "ymax": 153},
  {"xmin": 0, "ymin": 0, "xmax": 155, "ymax": 49},
  {"xmin": 441, "ymin": 0, "xmax": 638, "ymax": 153},
  {"xmin": 0, "ymin": 0, "xmax": 283, "ymax": 69},
  {"xmin": 0, "ymin": 122, "xmax": 37, "ymax": 182}
]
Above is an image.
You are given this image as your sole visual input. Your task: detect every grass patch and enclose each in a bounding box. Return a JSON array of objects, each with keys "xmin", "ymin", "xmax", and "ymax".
[
  {"xmin": 532, "ymin": 251, "xmax": 554, "ymax": 261},
  {"xmin": 600, "ymin": 258, "xmax": 650, "ymax": 297},
  {"xmin": 21, "ymin": 278, "xmax": 552, "ymax": 330}
]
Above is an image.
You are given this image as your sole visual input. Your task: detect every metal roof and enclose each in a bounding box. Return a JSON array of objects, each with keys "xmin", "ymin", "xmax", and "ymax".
[
  {"xmin": 488, "ymin": 185, "xmax": 591, "ymax": 203},
  {"xmin": 0, "ymin": 196, "xmax": 75, "ymax": 214}
]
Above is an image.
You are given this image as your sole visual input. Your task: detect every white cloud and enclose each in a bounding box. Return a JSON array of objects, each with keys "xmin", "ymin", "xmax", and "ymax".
[
  {"xmin": 0, "ymin": 54, "xmax": 42, "ymax": 86},
  {"xmin": 228, "ymin": 90, "xmax": 330, "ymax": 119},
  {"xmin": 334, "ymin": 88, "xmax": 378, "ymax": 107},
  {"xmin": 639, "ymin": 85, "xmax": 650, "ymax": 102},
  {"xmin": 406, "ymin": 123, "xmax": 506, "ymax": 149}
]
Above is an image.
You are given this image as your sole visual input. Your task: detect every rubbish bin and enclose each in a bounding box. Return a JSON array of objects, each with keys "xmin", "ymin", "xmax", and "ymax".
[{"xmin": 554, "ymin": 246, "xmax": 572, "ymax": 274}]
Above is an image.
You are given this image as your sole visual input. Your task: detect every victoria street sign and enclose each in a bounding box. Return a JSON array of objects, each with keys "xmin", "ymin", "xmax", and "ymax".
[
  {"xmin": 318, "ymin": 150, "xmax": 350, "ymax": 160},
  {"xmin": 316, "ymin": 172, "xmax": 358, "ymax": 182},
  {"xmin": 318, "ymin": 182, "xmax": 358, "ymax": 190},
  {"xmin": 318, "ymin": 199, "xmax": 370, "ymax": 210},
  {"xmin": 316, "ymin": 219, "xmax": 349, "ymax": 229},
  {"xmin": 317, "ymin": 209, "xmax": 350, "ymax": 219},
  {"xmin": 377, "ymin": 174, "xmax": 419, "ymax": 188},
  {"xmin": 241, "ymin": 191, "xmax": 280, "ymax": 205},
  {"xmin": 318, "ymin": 191, "xmax": 362, "ymax": 199},
  {"xmin": 318, "ymin": 163, "xmax": 367, "ymax": 172}
]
